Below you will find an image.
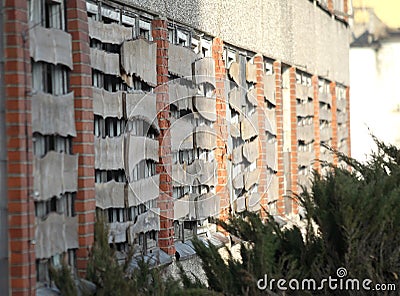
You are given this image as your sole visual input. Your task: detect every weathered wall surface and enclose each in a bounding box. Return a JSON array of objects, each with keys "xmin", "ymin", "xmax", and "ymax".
[{"xmin": 123, "ymin": 0, "xmax": 350, "ymax": 84}]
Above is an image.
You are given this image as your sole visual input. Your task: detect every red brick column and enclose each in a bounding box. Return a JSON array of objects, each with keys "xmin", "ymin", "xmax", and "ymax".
[
  {"xmin": 346, "ymin": 86, "xmax": 351, "ymax": 158},
  {"xmin": 344, "ymin": 0, "xmax": 349, "ymax": 22},
  {"xmin": 289, "ymin": 67, "xmax": 298, "ymax": 214},
  {"xmin": 67, "ymin": 0, "xmax": 95, "ymax": 276},
  {"xmin": 328, "ymin": 0, "xmax": 334, "ymax": 13},
  {"xmin": 274, "ymin": 61, "xmax": 285, "ymax": 215},
  {"xmin": 4, "ymin": 0, "xmax": 36, "ymax": 294},
  {"xmin": 330, "ymin": 82, "xmax": 338, "ymax": 166},
  {"xmin": 152, "ymin": 17, "xmax": 175, "ymax": 255},
  {"xmin": 212, "ymin": 38, "xmax": 229, "ymax": 222},
  {"xmin": 312, "ymin": 75, "xmax": 321, "ymax": 173},
  {"xmin": 254, "ymin": 54, "xmax": 268, "ymax": 218}
]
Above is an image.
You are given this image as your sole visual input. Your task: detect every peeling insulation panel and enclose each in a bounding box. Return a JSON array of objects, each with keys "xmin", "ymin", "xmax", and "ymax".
[
  {"xmin": 169, "ymin": 44, "xmax": 198, "ymax": 78},
  {"xmin": 169, "ymin": 79, "xmax": 197, "ymax": 110},
  {"xmin": 233, "ymin": 171, "xmax": 244, "ymax": 189},
  {"xmin": 265, "ymin": 110, "xmax": 277, "ymax": 135},
  {"xmin": 193, "ymin": 57, "xmax": 216, "ymax": 86},
  {"xmin": 195, "ymin": 193, "xmax": 220, "ymax": 220},
  {"xmin": 265, "ymin": 142, "xmax": 276, "ymax": 169},
  {"xmin": 235, "ymin": 196, "xmax": 246, "ymax": 212},
  {"xmin": 336, "ymin": 85, "xmax": 348, "ymax": 160},
  {"xmin": 247, "ymin": 192, "xmax": 261, "ymax": 211},
  {"xmin": 93, "ymin": 88, "xmax": 124, "ymax": 119},
  {"xmin": 194, "ymin": 125, "xmax": 217, "ymax": 150},
  {"xmin": 172, "ymin": 159, "xmax": 217, "ymax": 187},
  {"xmin": 174, "ymin": 196, "xmax": 189, "ymax": 220},
  {"xmin": 88, "ymin": 18, "xmax": 132, "ymax": 44},
  {"xmin": 127, "ymin": 174, "xmax": 160, "ymax": 207},
  {"xmin": 243, "ymin": 139, "xmax": 259, "ymax": 163},
  {"xmin": 35, "ymin": 213, "xmax": 78, "ymax": 259},
  {"xmin": 298, "ymin": 151, "xmax": 314, "ymax": 165},
  {"xmin": 229, "ymin": 87, "xmax": 243, "ymax": 113},
  {"xmin": 297, "ymin": 125, "xmax": 314, "ymax": 142},
  {"xmin": 33, "ymin": 152, "xmax": 78, "ymax": 201},
  {"xmin": 170, "ymin": 117, "xmax": 194, "ymax": 151},
  {"xmin": 320, "ymin": 128, "xmax": 332, "ymax": 142},
  {"xmin": 29, "ymin": 26, "xmax": 73, "ymax": 69},
  {"xmin": 232, "ymin": 144, "xmax": 244, "ymax": 165},
  {"xmin": 296, "ymin": 76, "xmax": 315, "ymax": 189},
  {"xmin": 193, "ymin": 96, "xmax": 217, "ymax": 122},
  {"xmin": 263, "ymin": 74, "xmax": 276, "ymax": 105},
  {"xmin": 95, "ymin": 136, "xmax": 124, "ymax": 170},
  {"xmin": 246, "ymin": 88, "xmax": 258, "ymax": 106},
  {"xmin": 90, "ymin": 48, "xmax": 120, "ymax": 76},
  {"xmin": 121, "ymin": 39, "xmax": 157, "ymax": 86},
  {"xmin": 32, "ymin": 91, "xmax": 76, "ymax": 137},
  {"xmin": 246, "ymin": 61, "xmax": 257, "ymax": 83},
  {"xmin": 95, "ymin": 181, "xmax": 125, "ymax": 209},
  {"xmin": 230, "ymin": 122, "xmax": 241, "ymax": 138},
  {"xmin": 319, "ymin": 79, "xmax": 333, "ymax": 165},
  {"xmin": 240, "ymin": 112, "xmax": 259, "ymax": 140},
  {"xmin": 128, "ymin": 208, "xmax": 160, "ymax": 238},
  {"xmin": 125, "ymin": 92, "xmax": 159, "ymax": 131},
  {"xmin": 109, "ymin": 222, "xmax": 128, "ymax": 243},
  {"xmin": 229, "ymin": 62, "xmax": 240, "ymax": 85},
  {"xmin": 244, "ymin": 168, "xmax": 260, "ymax": 191},
  {"xmin": 125, "ymin": 135, "xmax": 159, "ymax": 175}
]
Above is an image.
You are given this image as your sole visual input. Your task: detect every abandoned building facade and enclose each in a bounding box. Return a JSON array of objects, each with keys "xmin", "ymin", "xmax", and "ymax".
[{"xmin": 0, "ymin": 0, "xmax": 351, "ymax": 294}]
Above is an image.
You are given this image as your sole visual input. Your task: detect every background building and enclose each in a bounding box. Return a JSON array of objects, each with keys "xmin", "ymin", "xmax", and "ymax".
[
  {"xmin": 350, "ymin": 0, "xmax": 400, "ymax": 161},
  {"xmin": 0, "ymin": 0, "xmax": 351, "ymax": 294}
]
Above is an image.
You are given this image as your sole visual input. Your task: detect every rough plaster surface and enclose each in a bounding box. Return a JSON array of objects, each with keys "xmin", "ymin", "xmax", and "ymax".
[{"xmin": 124, "ymin": 0, "xmax": 350, "ymax": 84}]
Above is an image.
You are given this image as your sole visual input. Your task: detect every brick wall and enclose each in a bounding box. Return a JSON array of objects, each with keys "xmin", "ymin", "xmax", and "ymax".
[
  {"xmin": 66, "ymin": 0, "xmax": 95, "ymax": 277},
  {"xmin": 254, "ymin": 55, "xmax": 268, "ymax": 218},
  {"xmin": 273, "ymin": 61, "xmax": 285, "ymax": 215},
  {"xmin": 152, "ymin": 17, "xmax": 175, "ymax": 255},
  {"xmin": 330, "ymin": 82, "xmax": 339, "ymax": 166},
  {"xmin": 312, "ymin": 75, "xmax": 321, "ymax": 173},
  {"xmin": 346, "ymin": 86, "xmax": 351, "ymax": 158},
  {"xmin": 213, "ymin": 38, "xmax": 229, "ymax": 222},
  {"xmin": 4, "ymin": 0, "xmax": 36, "ymax": 294},
  {"xmin": 289, "ymin": 67, "xmax": 298, "ymax": 214}
]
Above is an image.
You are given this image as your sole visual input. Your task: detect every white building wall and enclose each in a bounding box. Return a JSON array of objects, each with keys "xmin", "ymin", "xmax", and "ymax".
[{"xmin": 350, "ymin": 40, "xmax": 400, "ymax": 161}]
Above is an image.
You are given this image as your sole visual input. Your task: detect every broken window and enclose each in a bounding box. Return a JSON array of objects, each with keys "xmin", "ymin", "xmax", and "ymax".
[
  {"xmin": 92, "ymin": 69, "xmax": 127, "ymax": 92},
  {"xmin": 34, "ymin": 193, "xmax": 75, "ymax": 219},
  {"xmin": 29, "ymin": 0, "xmax": 66, "ymax": 30},
  {"xmin": 138, "ymin": 19, "xmax": 151, "ymax": 40},
  {"xmin": 183, "ymin": 221, "xmax": 196, "ymax": 240},
  {"xmin": 101, "ymin": 4, "xmax": 120, "ymax": 24},
  {"xmin": 36, "ymin": 259, "xmax": 50, "ymax": 283},
  {"xmin": 104, "ymin": 117, "xmax": 124, "ymax": 138},
  {"xmin": 125, "ymin": 119, "xmax": 157, "ymax": 138},
  {"xmin": 131, "ymin": 160, "xmax": 156, "ymax": 181},
  {"xmin": 95, "ymin": 169, "xmax": 126, "ymax": 183},
  {"xmin": 177, "ymin": 30, "xmax": 189, "ymax": 47},
  {"xmin": 86, "ymin": 1, "xmax": 98, "ymax": 19},
  {"xmin": 107, "ymin": 208, "xmax": 125, "ymax": 223},
  {"xmin": 32, "ymin": 62, "xmax": 69, "ymax": 95},
  {"xmin": 33, "ymin": 133, "xmax": 72, "ymax": 158},
  {"xmin": 265, "ymin": 60, "xmax": 273, "ymax": 75}
]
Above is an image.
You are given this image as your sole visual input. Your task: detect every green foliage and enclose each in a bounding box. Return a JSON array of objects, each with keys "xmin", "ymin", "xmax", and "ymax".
[
  {"xmin": 188, "ymin": 138, "xmax": 400, "ymax": 296},
  {"xmin": 49, "ymin": 263, "xmax": 78, "ymax": 296},
  {"xmin": 302, "ymin": 137, "xmax": 400, "ymax": 284},
  {"xmin": 86, "ymin": 216, "xmax": 188, "ymax": 295},
  {"xmin": 86, "ymin": 217, "xmax": 131, "ymax": 295}
]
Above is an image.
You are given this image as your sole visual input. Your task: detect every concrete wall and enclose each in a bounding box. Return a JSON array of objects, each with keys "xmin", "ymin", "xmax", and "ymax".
[
  {"xmin": 123, "ymin": 0, "xmax": 350, "ymax": 84},
  {"xmin": 350, "ymin": 41, "xmax": 400, "ymax": 161}
]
